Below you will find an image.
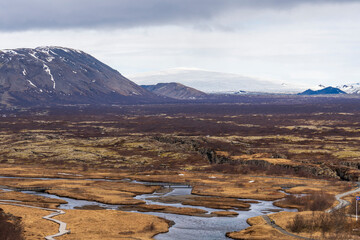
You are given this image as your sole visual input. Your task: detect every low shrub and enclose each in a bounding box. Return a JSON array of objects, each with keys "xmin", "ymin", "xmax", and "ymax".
[
  {"xmin": 288, "ymin": 210, "xmax": 352, "ymax": 236},
  {"xmin": 0, "ymin": 208, "xmax": 24, "ymax": 240},
  {"xmin": 281, "ymin": 192, "xmax": 335, "ymax": 211}
]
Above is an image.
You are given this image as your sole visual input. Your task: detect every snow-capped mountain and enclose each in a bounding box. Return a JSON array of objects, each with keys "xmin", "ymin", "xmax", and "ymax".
[
  {"xmin": 129, "ymin": 68, "xmax": 310, "ymax": 94},
  {"xmin": 0, "ymin": 46, "xmax": 155, "ymax": 106},
  {"xmin": 337, "ymin": 83, "xmax": 360, "ymax": 94}
]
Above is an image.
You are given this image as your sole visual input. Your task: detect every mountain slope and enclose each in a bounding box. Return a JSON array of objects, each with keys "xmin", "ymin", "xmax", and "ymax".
[
  {"xmin": 338, "ymin": 83, "xmax": 360, "ymax": 94},
  {"xmin": 298, "ymin": 87, "xmax": 346, "ymax": 95},
  {"xmin": 141, "ymin": 82, "xmax": 207, "ymax": 100},
  {"xmin": 129, "ymin": 68, "xmax": 309, "ymax": 93},
  {"xmin": 0, "ymin": 47, "xmax": 155, "ymax": 106}
]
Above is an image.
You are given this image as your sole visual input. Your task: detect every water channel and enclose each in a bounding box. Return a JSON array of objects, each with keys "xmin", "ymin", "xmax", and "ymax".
[{"xmin": 0, "ymin": 176, "xmax": 297, "ymax": 240}]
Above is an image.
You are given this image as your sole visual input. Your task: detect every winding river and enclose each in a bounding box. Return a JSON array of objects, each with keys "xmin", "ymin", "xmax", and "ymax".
[{"xmin": 0, "ymin": 177, "xmax": 297, "ymax": 240}]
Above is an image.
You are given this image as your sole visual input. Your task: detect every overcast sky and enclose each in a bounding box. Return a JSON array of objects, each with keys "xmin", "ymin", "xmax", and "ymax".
[{"xmin": 1, "ymin": 0, "xmax": 360, "ymax": 86}]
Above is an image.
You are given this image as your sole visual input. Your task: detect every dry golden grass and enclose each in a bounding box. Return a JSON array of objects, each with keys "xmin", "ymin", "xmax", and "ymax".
[
  {"xmin": 226, "ymin": 215, "xmax": 296, "ymax": 240},
  {"xmin": 227, "ymin": 225, "xmax": 296, "ymax": 240},
  {"xmin": 212, "ymin": 211, "xmax": 238, "ymax": 217},
  {"xmin": 56, "ymin": 209, "xmax": 170, "ymax": 240},
  {"xmin": 334, "ymin": 150, "xmax": 360, "ymax": 158},
  {"xmin": 133, "ymin": 171, "xmax": 352, "ymax": 202},
  {"xmin": 0, "ymin": 191, "xmax": 66, "ymax": 208},
  {"xmin": 47, "ymin": 188, "xmax": 143, "ymax": 205},
  {"xmin": 0, "ymin": 204, "xmax": 57, "ymax": 240},
  {"xmin": 232, "ymin": 154, "xmax": 298, "ymax": 165},
  {"xmin": 0, "ymin": 177, "xmax": 160, "ymax": 205},
  {"xmin": 0, "ymin": 166, "xmax": 352, "ymax": 207},
  {"xmin": 183, "ymin": 196, "xmax": 250, "ymax": 210},
  {"xmin": 192, "ymin": 182, "xmax": 286, "ymax": 201},
  {"xmin": 270, "ymin": 212, "xmax": 307, "ymax": 229},
  {"xmin": 120, "ymin": 204, "xmax": 208, "ymax": 217},
  {"xmin": 268, "ymin": 211, "xmax": 360, "ymax": 239}
]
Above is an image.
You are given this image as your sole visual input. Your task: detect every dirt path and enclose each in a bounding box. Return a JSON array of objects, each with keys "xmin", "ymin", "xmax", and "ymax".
[
  {"xmin": 0, "ymin": 200, "xmax": 70, "ymax": 240},
  {"xmin": 262, "ymin": 215, "xmax": 313, "ymax": 240},
  {"xmin": 326, "ymin": 182, "xmax": 360, "ymax": 213},
  {"xmin": 260, "ymin": 182, "xmax": 360, "ymax": 240}
]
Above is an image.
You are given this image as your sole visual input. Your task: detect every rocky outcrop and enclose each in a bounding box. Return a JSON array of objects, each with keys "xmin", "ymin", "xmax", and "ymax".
[
  {"xmin": 153, "ymin": 135, "xmax": 232, "ymax": 164},
  {"xmin": 153, "ymin": 135, "xmax": 360, "ymax": 180},
  {"xmin": 334, "ymin": 166, "xmax": 360, "ymax": 181}
]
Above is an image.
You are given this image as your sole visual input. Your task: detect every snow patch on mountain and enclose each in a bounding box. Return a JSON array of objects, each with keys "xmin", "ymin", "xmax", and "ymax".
[
  {"xmin": 43, "ymin": 64, "xmax": 56, "ymax": 89},
  {"xmin": 28, "ymin": 51, "xmax": 39, "ymax": 60},
  {"xmin": 338, "ymin": 83, "xmax": 360, "ymax": 94},
  {"xmin": 1, "ymin": 50, "xmax": 18, "ymax": 55},
  {"xmin": 27, "ymin": 80, "xmax": 37, "ymax": 88},
  {"xmin": 46, "ymin": 57, "xmax": 55, "ymax": 62}
]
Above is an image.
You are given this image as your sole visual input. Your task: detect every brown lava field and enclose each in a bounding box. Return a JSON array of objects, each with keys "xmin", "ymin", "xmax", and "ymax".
[
  {"xmin": 1, "ymin": 95, "xmax": 360, "ymax": 239},
  {"xmin": 1, "ymin": 95, "xmax": 360, "ymax": 181}
]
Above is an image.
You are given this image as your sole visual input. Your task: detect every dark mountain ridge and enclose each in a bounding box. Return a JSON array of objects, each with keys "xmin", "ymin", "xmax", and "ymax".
[
  {"xmin": 298, "ymin": 87, "xmax": 346, "ymax": 95},
  {"xmin": 141, "ymin": 82, "xmax": 207, "ymax": 100},
  {"xmin": 0, "ymin": 46, "xmax": 159, "ymax": 106}
]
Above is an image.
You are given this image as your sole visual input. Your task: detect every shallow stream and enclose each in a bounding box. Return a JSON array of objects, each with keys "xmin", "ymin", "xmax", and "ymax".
[{"xmin": 0, "ymin": 177, "xmax": 297, "ymax": 240}]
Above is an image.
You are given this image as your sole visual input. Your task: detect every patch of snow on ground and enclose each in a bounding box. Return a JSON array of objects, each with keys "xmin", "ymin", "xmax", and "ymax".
[
  {"xmin": 50, "ymin": 50, "xmax": 58, "ymax": 55},
  {"xmin": 57, "ymin": 47, "xmax": 70, "ymax": 53},
  {"xmin": 37, "ymin": 47, "xmax": 50, "ymax": 55},
  {"xmin": 27, "ymin": 80, "xmax": 37, "ymax": 88},
  {"xmin": 29, "ymin": 52, "xmax": 39, "ymax": 60},
  {"xmin": 46, "ymin": 57, "xmax": 55, "ymax": 62},
  {"xmin": 43, "ymin": 64, "xmax": 56, "ymax": 89},
  {"xmin": 2, "ymin": 50, "xmax": 18, "ymax": 55}
]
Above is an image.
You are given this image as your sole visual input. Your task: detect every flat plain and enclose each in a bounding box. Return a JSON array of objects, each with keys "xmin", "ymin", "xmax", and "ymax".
[{"xmin": 1, "ymin": 95, "xmax": 360, "ymax": 239}]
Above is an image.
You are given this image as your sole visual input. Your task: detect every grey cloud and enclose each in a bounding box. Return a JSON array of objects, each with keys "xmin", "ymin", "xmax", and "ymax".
[{"xmin": 0, "ymin": 0, "xmax": 357, "ymax": 31}]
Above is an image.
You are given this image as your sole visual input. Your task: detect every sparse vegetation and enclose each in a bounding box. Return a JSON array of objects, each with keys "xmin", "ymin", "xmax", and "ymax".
[
  {"xmin": 1, "ymin": 102, "xmax": 359, "ymax": 180},
  {"xmin": 0, "ymin": 208, "xmax": 24, "ymax": 240},
  {"xmin": 287, "ymin": 210, "xmax": 359, "ymax": 238},
  {"xmin": 276, "ymin": 192, "xmax": 335, "ymax": 211},
  {"xmin": 348, "ymin": 198, "xmax": 360, "ymax": 216},
  {"xmin": 1, "ymin": 99, "xmax": 360, "ymax": 239}
]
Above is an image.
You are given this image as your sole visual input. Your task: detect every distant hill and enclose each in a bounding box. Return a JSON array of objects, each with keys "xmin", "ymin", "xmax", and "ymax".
[
  {"xmin": 298, "ymin": 87, "xmax": 347, "ymax": 95},
  {"xmin": 129, "ymin": 68, "xmax": 309, "ymax": 94},
  {"xmin": 0, "ymin": 46, "xmax": 157, "ymax": 107},
  {"xmin": 141, "ymin": 82, "xmax": 207, "ymax": 100}
]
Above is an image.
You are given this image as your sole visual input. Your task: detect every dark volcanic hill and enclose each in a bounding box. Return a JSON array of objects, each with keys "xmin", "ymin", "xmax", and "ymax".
[
  {"xmin": 298, "ymin": 87, "xmax": 346, "ymax": 95},
  {"xmin": 0, "ymin": 47, "xmax": 157, "ymax": 106},
  {"xmin": 141, "ymin": 82, "xmax": 207, "ymax": 100}
]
